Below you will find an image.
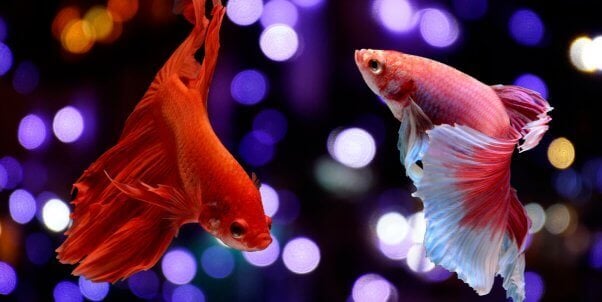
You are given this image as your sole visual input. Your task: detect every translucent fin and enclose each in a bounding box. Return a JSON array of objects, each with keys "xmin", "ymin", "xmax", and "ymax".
[{"xmin": 396, "ymin": 99, "xmax": 433, "ymax": 183}]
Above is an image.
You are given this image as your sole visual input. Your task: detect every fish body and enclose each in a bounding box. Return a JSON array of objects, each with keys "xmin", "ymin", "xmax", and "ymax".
[
  {"xmin": 57, "ymin": 0, "xmax": 271, "ymax": 282},
  {"xmin": 355, "ymin": 49, "xmax": 552, "ymax": 302}
]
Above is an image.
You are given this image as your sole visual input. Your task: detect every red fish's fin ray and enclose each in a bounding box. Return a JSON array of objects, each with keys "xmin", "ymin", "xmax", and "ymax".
[
  {"xmin": 396, "ymin": 99, "xmax": 433, "ymax": 182},
  {"xmin": 193, "ymin": 4, "xmax": 225, "ymax": 94},
  {"xmin": 173, "ymin": 0, "xmax": 197, "ymax": 24},
  {"xmin": 413, "ymin": 124, "xmax": 529, "ymax": 302},
  {"xmin": 492, "ymin": 85, "xmax": 552, "ymax": 152}
]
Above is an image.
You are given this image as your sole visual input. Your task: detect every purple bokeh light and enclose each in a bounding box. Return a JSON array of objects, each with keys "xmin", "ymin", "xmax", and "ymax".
[
  {"xmin": 419, "ymin": 8, "xmax": 460, "ymax": 48},
  {"xmin": 452, "ymin": 0, "xmax": 488, "ymax": 20},
  {"xmin": 252, "ymin": 109, "xmax": 288, "ymax": 144},
  {"xmin": 261, "ymin": 0, "xmax": 298, "ymax": 28},
  {"xmin": 509, "ymin": 9, "xmax": 544, "ymax": 46},
  {"xmin": 25, "ymin": 232, "xmax": 53, "ymax": 265},
  {"xmin": 243, "ymin": 237, "xmax": 280, "ymax": 267},
  {"xmin": 590, "ymin": 233, "xmax": 602, "ymax": 269},
  {"xmin": 128, "ymin": 270, "xmax": 159, "ymax": 299},
  {"xmin": 260, "ymin": 24, "xmax": 299, "ymax": 62},
  {"xmin": 373, "ymin": 0, "xmax": 416, "ymax": 33},
  {"xmin": 259, "ymin": 183, "xmax": 279, "ymax": 216},
  {"xmin": 0, "ymin": 42, "xmax": 12, "ymax": 76},
  {"xmin": 53, "ymin": 281, "xmax": 83, "ymax": 302},
  {"xmin": 53, "ymin": 106, "xmax": 85, "ymax": 143},
  {"xmin": 0, "ymin": 261, "xmax": 17, "ymax": 295},
  {"xmin": 172, "ymin": 284, "xmax": 205, "ymax": 302},
  {"xmin": 0, "ymin": 164, "xmax": 7, "ymax": 190},
  {"xmin": 554, "ymin": 169, "xmax": 582, "ymax": 199},
  {"xmin": 0, "ymin": 156, "xmax": 23, "ymax": 190},
  {"xmin": 351, "ymin": 273, "xmax": 393, "ymax": 302},
  {"xmin": 292, "ymin": 0, "xmax": 323, "ymax": 8},
  {"xmin": 12, "ymin": 61, "xmax": 39, "ymax": 94},
  {"xmin": 378, "ymin": 236, "xmax": 413, "ymax": 260},
  {"xmin": 524, "ymin": 271, "xmax": 544, "ymax": 302},
  {"xmin": 78, "ymin": 276, "xmax": 109, "ymax": 301},
  {"xmin": 18, "ymin": 114, "xmax": 47, "ymax": 150},
  {"xmin": 9, "ymin": 189, "xmax": 36, "ymax": 224},
  {"xmin": 239, "ymin": 130, "xmax": 275, "ymax": 167},
  {"xmin": 583, "ymin": 159, "xmax": 602, "ymax": 193},
  {"xmin": 230, "ymin": 70, "xmax": 267, "ymax": 105},
  {"xmin": 514, "ymin": 73, "xmax": 548, "ymax": 99},
  {"xmin": 201, "ymin": 246, "xmax": 235, "ymax": 279},
  {"xmin": 0, "ymin": 17, "xmax": 7, "ymax": 41},
  {"xmin": 282, "ymin": 237, "xmax": 320, "ymax": 274},
  {"xmin": 421, "ymin": 265, "xmax": 453, "ymax": 282},
  {"xmin": 273, "ymin": 189, "xmax": 300, "ymax": 224},
  {"xmin": 161, "ymin": 248, "xmax": 197, "ymax": 285},
  {"xmin": 227, "ymin": 0, "xmax": 263, "ymax": 26}
]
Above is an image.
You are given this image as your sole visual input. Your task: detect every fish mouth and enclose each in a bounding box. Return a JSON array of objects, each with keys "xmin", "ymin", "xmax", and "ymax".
[
  {"xmin": 354, "ymin": 49, "xmax": 366, "ymax": 64},
  {"xmin": 247, "ymin": 233, "xmax": 272, "ymax": 251}
]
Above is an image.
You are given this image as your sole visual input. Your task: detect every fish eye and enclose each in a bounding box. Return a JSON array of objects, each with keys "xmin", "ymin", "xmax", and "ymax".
[
  {"xmin": 368, "ymin": 59, "xmax": 382, "ymax": 74},
  {"xmin": 230, "ymin": 219, "xmax": 247, "ymax": 239}
]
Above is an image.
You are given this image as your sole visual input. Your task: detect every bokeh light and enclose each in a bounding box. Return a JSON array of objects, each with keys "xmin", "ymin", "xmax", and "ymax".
[
  {"xmin": 252, "ymin": 109, "xmax": 288, "ymax": 144},
  {"xmin": 78, "ymin": 276, "xmax": 109, "ymax": 301},
  {"xmin": 422, "ymin": 265, "xmax": 453, "ymax": 282},
  {"xmin": 590, "ymin": 234, "xmax": 602, "ymax": 269},
  {"xmin": 201, "ymin": 246, "xmax": 235, "ymax": 279},
  {"xmin": 282, "ymin": 237, "xmax": 320, "ymax": 274},
  {"xmin": 351, "ymin": 273, "xmax": 393, "ymax": 302},
  {"xmin": 0, "ymin": 156, "xmax": 22, "ymax": 189},
  {"xmin": 584, "ymin": 36, "xmax": 602, "ymax": 71},
  {"xmin": 52, "ymin": 6, "xmax": 80, "ymax": 40},
  {"xmin": 554, "ymin": 169, "xmax": 583, "ymax": 199},
  {"xmin": 107, "ymin": 0, "xmax": 139, "ymax": 22},
  {"xmin": 524, "ymin": 271, "xmax": 544, "ymax": 302},
  {"xmin": 84, "ymin": 6, "xmax": 114, "ymax": 41},
  {"xmin": 509, "ymin": 9, "xmax": 544, "ymax": 46},
  {"xmin": 452, "ymin": 0, "xmax": 488, "ymax": 20},
  {"xmin": 583, "ymin": 158, "xmax": 602, "ymax": 193},
  {"xmin": 260, "ymin": 24, "xmax": 299, "ymax": 62},
  {"xmin": 328, "ymin": 127, "xmax": 376, "ymax": 169},
  {"xmin": 408, "ymin": 212, "xmax": 426, "ymax": 243},
  {"xmin": 547, "ymin": 137, "xmax": 575, "ymax": 169},
  {"xmin": 292, "ymin": 0, "xmax": 323, "ymax": 8},
  {"xmin": 261, "ymin": 0, "xmax": 299, "ymax": 28},
  {"xmin": 227, "ymin": 0, "xmax": 263, "ymax": 26},
  {"xmin": 53, "ymin": 280, "xmax": 83, "ymax": 302},
  {"xmin": 372, "ymin": 0, "xmax": 416, "ymax": 33},
  {"xmin": 419, "ymin": 8, "xmax": 460, "ymax": 48},
  {"xmin": 172, "ymin": 284, "xmax": 205, "ymax": 302},
  {"xmin": 377, "ymin": 237, "xmax": 413, "ymax": 260},
  {"xmin": 0, "ymin": 261, "xmax": 17, "ymax": 295},
  {"xmin": 0, "ymin": 165, "xmax": 7, "ymax": 191},
  {"xmin": 525, "ymin": 203, "xmax": 546, "ymax": 233},
  {"xmin": 243, "ymin": 237, "xmax": 280, "ymax": 267},
  {"xmin": 61, "ymin": 20, "xmax": 95, "ymax": 54},
  {"xmin": 25, "ymin": 232, "xmax": 53, "ymax": 266},
  {"xmin": 53, "ymin": 106, "xmax": 85, "ymax": 143},
  {"xmin": 230, "ymin": 69, "xmax": 268, "ymax": 105},
  {"xmin": 514, "ymin": 73, "xmax": 548, "ymax": 99},
  {"xmin": 12, "ymin": 61, "xmax": 40, "ymax": 95},
  {"xmin": 0, "ymin": 17, "xmax": 6, "ymax": 41},
  {"xmin": 128, "ymin": 270, "xmax": 159, "ymax": 299},
  {"xmin": 406, "ymin": 244, "xmax": 435, "ymax": 273},
  {"xmin": 569, "ymin": 36, "xmax": 596, "ymax": 73},
  {"xmin": 0, "ymin": 42, "xmax": 13, "ymax": 76},
  {"xmin": 314, "ymin": 157, "xmax": 373, "ymax": 196},
  {"xmin": 18, "ymin": 114, "xmax": 47, "ymax": 150},
  {"xmin": 239, "ymin": 131, "xmax": 275, "ymax": 167},
  {"xmin": 545, "ymin": 204, "xmax": 571, "ymax": 235},
  {"xmin": 376, "ymin": 212, "xmax": 409, "ymax": 245},
  {"xmin": 161, "ymin": 248, "xmax": 197, "ymax": 285},
  {"xmin": 9, "ymin": 189, "xmax": 36, "ymax": 224},
  {"xmin": 42, "ymin": 198, "xmax": 71, "ymax": 232},
  {"xmin": 259, "ymin": 183, "xmax": 280, "ymax": 217}
]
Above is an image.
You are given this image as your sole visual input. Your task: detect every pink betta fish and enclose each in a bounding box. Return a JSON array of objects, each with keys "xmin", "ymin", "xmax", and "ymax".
[{"xmin": 355, "ymin": 49, "xmax": 552, "ymax": 302}]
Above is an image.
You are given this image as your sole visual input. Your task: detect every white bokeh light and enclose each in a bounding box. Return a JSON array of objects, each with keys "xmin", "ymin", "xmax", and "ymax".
[
  {"xmin": 419, "ymin": 8, "xmax": 460, "ymax": 48},
  {"xmin": 376, "ymin": 212, "xmax": 409, "ymax": 245},
  {"xmin": 282, "ymin": 237, "xmax": 320, "ymax": 274},
  {"xmin": 373, "ymin": 0, "xmax": 416, "ymax": 33},
  {"xmin": 330, "ymin": 128, "xmax": 376, "ymax": 169},
  {"xmin": 525, "ymin": 203, "xmax": 546, "ymax": 234},
  {"xmin": 569, "ymin": 36, "xmax": 595, "ymax": 72},
  {"xmin": 161, "ymin": 248, "xmax": 197, "ymax": 285},
  {"xmin": 42, "ymin": 198, "xmax": 71, "ymax": 232},
  {"xmin": 226, "ymin": 0, "xmax": 263, "ymax": 26},
  {"xmin": 259, "ymin": 24, "xmax": 299, "ymax": 62},
  {"xmin": 259, "ymin": 183, "xmax": 279, "ymax": 217},
  {"xmin": 406, "ymin": 244, "xmax": 435, "ymax": 273},
  {"xmin": 351, "ymin": 273, "xmax": 393, "ymax": 302},
  {"xmin": 408, "ymin": 211, "xmax": 426, "ymax": 243},
  {"xmin": 243, "ymin": 237, "xmax": 280, "ymax": 267},
  {"xmin": 53, "ymin": 106, "xmax": 84, "ymax": 143}
]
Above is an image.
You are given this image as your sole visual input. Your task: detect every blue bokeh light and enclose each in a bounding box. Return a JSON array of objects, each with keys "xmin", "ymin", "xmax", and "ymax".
[
  {"xmin": 0, "ymin": 17, "xmax": 7, "ymax": 41},
  {"xmin": 18, "ymin": 114, "xmax": 47, "ymax": 150},
  {"xmin": 554, "ymin": 169, "xmax": 582, "ymax": 200},
  {"xmin": 9, "ymin": 189, "xmax": 36, "ymax": 224},
  {"xmin": 252, "ymin": 109, "xmax": 288, "ymax": 144},
  {"xmin": 261, "ymin": 0, "xmax": 298, "ymax": 28},
  {"xmin": 128, "ymin": 270, "xmax": 159, "ymax": 299},
  {"xmin": 292, "ymin": 0, "xmax": 323, "ymax": 8},
  {"xmin": 25, "ymin": 232, "xmax": 53, "ymax": 265},
  {"xmin": 239, "ymin": 130, "xmax": 275, "ymax": 167},
  {"xmin": 514, "ymin": 73, "xmax": 548, "ymax": 99},
  {"xmin": 0, "ymin": 42, "xmax": 13, "ymax": 76},
  {"xmin": 12, "ymin": 61, "xmax": 39, "ymax": 94},
  {"xmin": 0, "ymin": 164, "xmax": 7, "ymax": 190},
  {"xmin": 0, "ymin": 261, "xmax": 17, "ymax": 295},
  {"xmin": 590, "ymin": 233, "xmax": 602, "ymax": 269},
  {"xmin": 583, "ymin": 159, "xmax": 602, "ymax": 193},
  {"xmin": 172, "ymin": 284, "xmax": 205, "ymax": 302},
  {"xmin": 53, "ymin": 280, "xmax": 83, "ymax": 302},
  {"xmin": 0, "ymin": 156, "xmax": 22, "ymax": 189},
  {"xmin": 509, "ymin": 9, "xmax": 544, "ymax": 46},
  {"xmin": 200, "ymin": 246, "xmax": 235, "ymax": 279},
  {"xmin": 230, "ymin": 70, "xmax": 268, "ymax": 105},
  {"xmin": 161, "ymin": 248, "xmax": 197, "ymax": 285},
  {"xmin": 524, "ymin": 271, "xmax": 544, "ymax": 302},
  {"xmin": 452, "ymin": 0, "xmax": 488, "ymax": 20},
  {"xmin": 78, "ymin": 276, "xmax": 109, "ymax": 301}
]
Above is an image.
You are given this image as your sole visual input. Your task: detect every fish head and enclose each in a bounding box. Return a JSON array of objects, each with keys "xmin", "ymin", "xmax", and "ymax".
[{"xmin": 355, "ymin": 49, "xmax": 416, "ymax": 120}]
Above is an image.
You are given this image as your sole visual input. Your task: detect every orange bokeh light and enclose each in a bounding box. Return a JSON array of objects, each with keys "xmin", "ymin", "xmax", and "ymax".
[
  {"xmin": 52, "ymin": 6, "xmax": 81, "ymax": 40},
  {"xmin": 61, "ymin": 20, "xmax": 95, "ymax": 54},
  {"xmin": 108, "ymin": 0, "xmax": 139, "ymax": 22}
]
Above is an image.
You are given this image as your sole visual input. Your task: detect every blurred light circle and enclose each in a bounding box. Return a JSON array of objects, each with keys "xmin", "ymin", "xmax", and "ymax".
[
  {"xmin": 12, "ymin": 61, "xmax": 40, "ymax": 95},
  {"xmin": 252, "ymin": 109, "xmax": 288, "ymax": 144},
  {"xmin": 378, "ymin": 237, "xmax": 413, "ymax": 260},
  {"xmin": 0, "ymin": 165, "xmax": 7, "ymax": 190},
  {"xmin": 161, "ymin": 248, "xmax": 197, "ymax": 285},
  {"xmin": 42, "ymin": 198, "xmax": 71, "ymax": 232},
  {"xmin": 52, "ymin": 6, "xmax": 81, "ymax": 39},
  {"xmin": 239, "ymin": 131, "xmax": 275, "ymax": 167},
  {"xmin": 84, "ymin": 6, "xmax": 114, "ymax": 41},
  {"xmin": 373, "ymin": 0, "xmax": 415, "ymax": 33},
  {"xmin": 590, "ymin": 234, "xmax": 602, "ymax": 269},
  {"xmin": 508, "ymin": 9, "xmax": 544, "ymax": 46},
  {"xmin": 408, "ymin": 212, "xmax": 426, "ymax": 243},
  {"xmin": 314, "ymin": 157, "xmax": 373, "ymax": 196},
  {"xmin": 583, "ymin": 158, "xmax": 602, "ymax": 193},
  {"xmin": 291, "ymin": 0, "xmax": 323, "ymax": 8},
  {"xmin": 282, "ymin": 237, "xmax": 320, "ymax": 274},
  {"xmin": 0, "ymin": 157, "xmax": 22, "ymax": 190},
  {"xmin": 128, "ymin": 270, "xmax": 159, "ymax": 299},
  {"xmin": 18, "ymin": 114, "xmax": 47, "ymax": 150},
  {"xmin": 525, "ymin": 203, "xmax": 546, "ymax": 234},
  {"xmin": 0, "ymin": 17, "xmax": 6, "ymax": 41},
  {"xmin": 25, "ymin": 232, "xmax": 53, "ymax": 265},
  {"xmin": 107, "ymin": 0, "xmax": 139, "ymax": 22},
  {"xmin": 230, "ymin": 69, "xmax": 268, "ymax": 105},
  {"xmin": 406, "ymin": 244, "xmax": 435, "ymax": 272},
  {"xmin": 569, "ymin": 36, "xmax": 596, "ymax": 72},
  {"xmin": 201, "ymin": 246, "xmax": 235, "ymax": 279},
  {"xmin": 544, "ymin": 204, "xmax": 571, "ymax": 235},
  {"xmin": 259, "ymin": 24, "xmax": 299, "ymax": 62},
  {"xmin": 376, "ymin": 212, "xmax": 409, "ymax": 245},
  {"xmin": 0, "ymin": 42, "xmax": 13, "ymax": 76},
  {"xmin": 547, "ymin": 137, "xmax": 575, "ymax": 169},
  {"xmin": 422, "ymin": 265, "xmax": 453, "ymax": 282},
  {"xmin": 0, "ymin": 262, "xmax": 17, "ymax": 295},
  {"xmin": 78, "ymin": 276, "xmax": 109, "ymax": 301},
  {"xmin": 172, "ymin": 284, "xmax": 205, "ymax": 302},
  {"xmin": 243, "ymin": 236, "xmax": 280, "ymax": 267},
  {"xmin": 351, "ymin": 273, "xmax": 392, "ymax": 302},
  {"xmin": 261, "ymin": 0, "xmax": 299, "ymax": 28},
  {"xmin": 259, "ymin": 183, "xmax": 280, "ymax": 217},
  {"xmin": 54, "ymin": 281, "xmax": 83, "ymax": 302},
  {"xmin": 452, "ymin": 0, "xmax": 488, "ymax": 20},
  {"xmin": 554, "ymin": 169, "xmax": 582, "ymax": 199},
  {"xmin": 53, "ymin": 106, "xmax": 85, "ymax": 143},
  {"xmin": 61, "ymin": 20, "xmax": 95, "ymax": 54},
  {"xmin": 524, "ymin": 271, "xmax": 544, "ymax": 302},
  {"xmin": 329, "ymin": 127, "xmax": 376, "ymax": 168},
  {"xmin": 9, "ymin": 189, "xmax": 36, "ymax": 224},
  {"xmin": 586, "ymin": 36, "xmax": 602, "ymax": 71},
  {"xmin": 419, "ymin": 8, "xmax": 460, "ymax": 48},
  {"xmin": 227, "ymin": 0, "xmax": 263, "ymax": 26},
  {"xmin": 514, "ymin": 73, "xmax": 548, "ymax": 99}
]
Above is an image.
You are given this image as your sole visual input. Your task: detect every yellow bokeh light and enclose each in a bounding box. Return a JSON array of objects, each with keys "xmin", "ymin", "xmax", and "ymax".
[
  {"xmin": 544, "ymin": 203, "xmax": 571, "ymax": 235},
  {"xmin": 547, "ymin": 137, "xmax": 575, "ymax": 169},
  {"xmin": 52, "ymin": 6, "xmax": 80, "ymax": 40},
  {"xmin": 84, "ymin": 6, "xmax": 114, "ymax": 41},
  {"xmin": 569, "ymin": 36, "xmax": 596, "ymax": 73},
  {"xmin": 108, "ymin": 0, "xmax": 139, "ymax": 22},
  {"xmin": 61, "ymin": 20, "xmax": 95, "ymax": 54}
]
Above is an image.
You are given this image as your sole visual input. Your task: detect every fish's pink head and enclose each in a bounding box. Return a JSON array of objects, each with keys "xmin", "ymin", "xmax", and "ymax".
[{"xmin": 355, "ymin": 49, "xmax": 416, "ymax": 120}]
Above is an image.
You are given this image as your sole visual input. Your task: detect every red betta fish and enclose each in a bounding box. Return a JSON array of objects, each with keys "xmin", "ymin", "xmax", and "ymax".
[
  {"xmin": 355, "ymin": 49, "xmax": 552, "ymax": 302},
  {"xmin": 57, "ymin": 0, "xmax": 272, "ymax": 282}
]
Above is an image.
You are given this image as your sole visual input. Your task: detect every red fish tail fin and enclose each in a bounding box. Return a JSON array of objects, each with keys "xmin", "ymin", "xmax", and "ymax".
[
  {"xmin": 492, "ymin": 85, "xmax": 552, "ymax": 152},
  {"xmin": 192, "ymin": 3, "xmax": 226, "ymax": 93},
  {"xmin": 414, "ymin": 125, "xmax": 528, "ymax": 302}
]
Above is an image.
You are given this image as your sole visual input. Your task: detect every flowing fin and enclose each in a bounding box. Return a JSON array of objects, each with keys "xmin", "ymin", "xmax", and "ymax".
[
  {"xmin": 413, "ymin": 124, "xmax": 529, "ymax": 302},
  {"xmin": 492, "ymin": 85, "xmax": 552, "ymax": 152},
  {"xmin": 396, "ymin": 99, "xmax": 433, "ymax": 182}
]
